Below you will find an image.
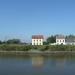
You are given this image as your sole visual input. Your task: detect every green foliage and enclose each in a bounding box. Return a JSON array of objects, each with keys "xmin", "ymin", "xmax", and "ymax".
[
  {"xmin": 38, "ymin": 45, "xmax": 49, "ymax": 51},
  {"xmin": 0, "ymin": 40, "xmax": 2, "ymax": 44},
  {"xmin": 7, "ymin": 39, "xmax": 21, "ymax": 44},
  {"xmin": 65, "ymin": 34, "xmax": 75, "ymax": 38},
  {"xmin": 45, "ymin": 45, "xmax": 49, "ymax": 50},
  {"xmin": 0, "ymin": 44, "xmax": 75, "ymax": 51},
  {"xmin": 38, "ymin": 45, "xmax": 46, "ymax": 51},
  {"xmin": 46, "ymin": 35, "xmax": 56, "ymax": 44},
  {"xmin": 43, "ymin": 42, "xmax": 48, "ymax": 45},
  {"xmin": 49, "ymin": 45, "xmax": 75, "ymax": 51},
  {"xmin": 31, "ymin": 45, "xmax": 38, "ymax": 50},
  {"xmin": 46, "ymin": 34, "xmax": 75, "ymax": 44}
]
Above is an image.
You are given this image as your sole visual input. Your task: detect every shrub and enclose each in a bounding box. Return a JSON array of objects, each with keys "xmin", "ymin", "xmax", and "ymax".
[
  {"xmin": 38, "ymin": 45, "xmax": 49, "ymax": 51},
  {"xmin": 0, "ymin": 44, "xmax": 75, "ymax": 51}
]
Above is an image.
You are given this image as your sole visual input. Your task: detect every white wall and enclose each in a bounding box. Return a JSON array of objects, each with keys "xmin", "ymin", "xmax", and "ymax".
[
  {"xmin": 50, "ymin": 43, "xmax": 57, "ymax": 45},
  {"xmin": 56, "ymin": 39, "xmax": 65, "ymax": 45},
  {"xmin": 65, "ymin": 42, "xmax": 75, "ymax": 45},
  {"xmin": 32, "ymin": 39, "xmax": 43, "ymax": 45}
]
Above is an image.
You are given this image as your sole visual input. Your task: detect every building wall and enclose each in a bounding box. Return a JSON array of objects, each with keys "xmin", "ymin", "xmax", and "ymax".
[
  {"xmin": 65, "ymin": 42, "xmax": 75, "ymax": 45},
  {"xmin": 32, "ymin": 39, "xmax": 43, "ymax": 45},
  {"xmin": 56, "ymin": 39, "xmax": 65, "ymax": 45}
]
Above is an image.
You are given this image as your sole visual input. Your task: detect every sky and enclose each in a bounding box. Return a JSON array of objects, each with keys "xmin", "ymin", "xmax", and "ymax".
[{"xmin": 0, "ymin": 0, "xmax": 75, "ymax": 42}]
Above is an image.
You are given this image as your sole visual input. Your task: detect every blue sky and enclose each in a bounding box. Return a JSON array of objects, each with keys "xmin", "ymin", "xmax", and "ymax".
[{"xmin": 0, "ymin": 0, "xmax": 75, "ymax": 42}]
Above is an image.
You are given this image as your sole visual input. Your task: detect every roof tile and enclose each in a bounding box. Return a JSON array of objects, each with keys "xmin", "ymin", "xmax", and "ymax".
[
  {"xmin": 56, "ymin": 35, "xmax": 65, "ymax": 39},
  {"xmin": 32, "ymin": 35, "xmax": 43, "ymax": 39}
]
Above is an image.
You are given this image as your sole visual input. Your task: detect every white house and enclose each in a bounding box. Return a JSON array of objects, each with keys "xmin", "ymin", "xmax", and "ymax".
[
  {"xmin": 31, "ymin": 35, "xmax": 43, "ymax": 45},
  {"xmin": 56, "ymin": 35, "xmax": 65, "ymax": 45}
]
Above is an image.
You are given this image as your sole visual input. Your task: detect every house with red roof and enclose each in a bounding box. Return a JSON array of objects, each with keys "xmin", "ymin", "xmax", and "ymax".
[
  {"xmin": 56, "ymin": 35, "xmax": 65, "ymax": 45},
  {"xmin": 31, "ymin": 35, "xmax": 43, "ymax": 45}
]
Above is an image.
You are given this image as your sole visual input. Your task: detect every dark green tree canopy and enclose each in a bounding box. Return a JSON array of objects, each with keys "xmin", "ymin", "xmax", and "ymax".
[
  {"xmin": 46, "ymin": 35, "xmax": 56, "ymax": 44},
  {"xmin": 65, "ymin": 35, "xmax": 75, "ymax": 38},
  {"xmin": 7, "ymin": 39, "xmax": 21, "ymax": 44},
  {"xmin": 0, "ymin": 40, "xmax": 2, "ymax": 44}
]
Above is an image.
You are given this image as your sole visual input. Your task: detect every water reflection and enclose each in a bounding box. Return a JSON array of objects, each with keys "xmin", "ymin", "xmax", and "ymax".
[
  {"xmin": 49, "ymin": 55, "xmax": 67, "ymax": 68},
  {"xmin": 31, "ymin": 56, "xmax": 44, "ymax": 68},
  {"xmin": 31, "ymin": 54, "xmax": 75, "ymax": 68},
  {"xmin": 0, "ymin": 54, "xmax": 75, "ymax": 75},
  {"xmin": 56, "ymin": 57, "xmax": 66, "ymax": 67}
]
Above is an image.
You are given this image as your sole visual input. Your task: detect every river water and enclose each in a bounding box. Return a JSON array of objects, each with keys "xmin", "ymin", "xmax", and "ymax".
[{"xmin": 0, "ymin": 54, "xmax": 75, "ymax": 75}]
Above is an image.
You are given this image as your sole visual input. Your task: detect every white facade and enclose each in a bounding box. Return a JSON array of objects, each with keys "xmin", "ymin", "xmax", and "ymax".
[
  {"xmin": 32, "ymin": 39, "xmax": 43, "ymax": 45},
  {"xmin": 56, "ymin": 39, "xmax": 65, "ymax": 45}
]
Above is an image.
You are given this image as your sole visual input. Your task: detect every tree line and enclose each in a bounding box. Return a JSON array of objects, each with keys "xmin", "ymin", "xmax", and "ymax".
[
  {"xmin": 0, "ymin": 39, "xmax": 27, "ymax": 44},
  {"xmin": 0, "ymin": 34, "xmax": 75, "ymax": 45},
  {"xmin": 44, "ymin": 34, "xmax": 75, "ymax": 45}
]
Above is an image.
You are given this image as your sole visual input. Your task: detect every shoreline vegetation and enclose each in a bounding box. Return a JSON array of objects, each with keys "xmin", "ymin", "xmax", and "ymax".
[{"xmin": 0, "ymin": 44, "xmax": 75, "ymax": 54}]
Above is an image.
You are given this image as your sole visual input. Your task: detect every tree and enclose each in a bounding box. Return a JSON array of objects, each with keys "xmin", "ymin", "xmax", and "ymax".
[
  {"xmin": 7, "ymin": 39, "xmax": 21, "ymax": 44},
  {"xmin": 0, "ymin": 40, "xmax": 1, "ymax": 44},
  {"xmin": 65, "ymin": 35, "xmax": 75, "ymax": 38},
  {"xmin": 43, "ymin": 41, "xmax": 48, "ymax": 45},
  {"xmin": 1, "ymin": 41, "xmax": 6, "ymax": 44},
  {"xmin": 46, "ymin": 35, "xmax": 56, "ymax": 44}
]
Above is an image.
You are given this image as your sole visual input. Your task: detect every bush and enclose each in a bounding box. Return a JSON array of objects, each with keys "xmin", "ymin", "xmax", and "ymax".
[
  {"xmin": 38, "ymin": 45, "xmax": 49, "ymax": 51},
  {"xmin": 31, "ymin": 45, "xmax": 38, "ymax": 50},
  {"xmin": 49, "ymin": 45, "xmax": 75, "ymax": 51},
  {"xmin": 0, "ymin": 44, "xmax": 75, "ymax": 51}
]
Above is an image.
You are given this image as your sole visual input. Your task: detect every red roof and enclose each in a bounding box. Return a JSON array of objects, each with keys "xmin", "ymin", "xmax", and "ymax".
[
  {"xmin": 32, "ymin": 35, "xmax": 43, "ymax": 39},
  {"xmin": 56, "ymin": 35, "xmax": 65, "ymax": 39}
]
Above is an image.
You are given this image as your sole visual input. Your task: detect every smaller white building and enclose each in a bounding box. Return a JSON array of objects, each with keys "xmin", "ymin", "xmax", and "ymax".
[
  {"xmin": 31, "ymin": 35, "xmax": 43, "ymax": 45},
  {"xmin": 56, "ymin": 35, "xmax": 65, "ymax": 45}
]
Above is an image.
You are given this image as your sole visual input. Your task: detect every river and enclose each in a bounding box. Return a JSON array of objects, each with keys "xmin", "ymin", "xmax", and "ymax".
[{"xmin": 0, "ymin": 54, "xmax": 75, "ymax": 75}]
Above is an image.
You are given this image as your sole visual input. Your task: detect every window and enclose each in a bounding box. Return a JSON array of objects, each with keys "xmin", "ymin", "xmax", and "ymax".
[
  {"xmin": 63, "ymin": 40, "xmax": 64, "ymax": 42},
  {"xmin": 40, "ymin": 43, "xmax": 41, "ymax": 45},
  {"xmin": 37, "ymin": 43, "xmax": 38, "ymax": 45},
  {"xmin": 57, "ymin": 40, "xmax": 59, "ymax": 42},
  {"xmin": 34, "ymin": 43, "xmax": 35, "ymax": 45},
  {"xmin": 60, "ymin": 40, "xmax": 61, "ymax": 42},
  {"xmin": 37, "ymin": 39, "xmax": 38, "ymax": 41},
  {"xmin": 34, "ymin": 40, "xmax": 35, "ymax": 41}
]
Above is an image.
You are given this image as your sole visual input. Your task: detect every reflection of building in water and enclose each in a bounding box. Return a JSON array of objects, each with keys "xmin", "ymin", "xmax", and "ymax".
[
  {"xmin": 31, "ymin": 56, "xmax": 44, "ymax": 68},
  {"xmin": 56, "ymin": 57, "xmax": 66, "ymax": 67}
]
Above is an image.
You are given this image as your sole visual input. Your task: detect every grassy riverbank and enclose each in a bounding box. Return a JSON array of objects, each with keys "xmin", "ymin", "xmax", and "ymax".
[{"xmin": 0, "ymin": 44, "xmax": 75, "ymax": 51}]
